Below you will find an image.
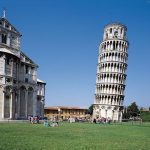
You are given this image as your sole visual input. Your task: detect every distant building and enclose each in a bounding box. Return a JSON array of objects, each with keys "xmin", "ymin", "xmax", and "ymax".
[
  {"xmin": 44, "ymin": 106, "xmax": 88, "ymax": 120},
  {"xmin": 37, "ymin": 79, "xmax": 46, "ymax": 117},
  {"xmin": 0, "ymin": 11, "xmax": 45, "ymax": 120},
  {"xmin": 93, "ymin": 23, "xmax": 129, "ymax": 121},
  {"xmin": 140, "ymin": 107, "xmax": 150, "ymax": 112}
]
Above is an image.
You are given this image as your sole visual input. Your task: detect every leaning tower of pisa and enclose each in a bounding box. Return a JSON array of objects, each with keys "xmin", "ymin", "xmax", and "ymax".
[{"xmin": 93, "ymin": 23, "xmax": 129, "ymax": 122}]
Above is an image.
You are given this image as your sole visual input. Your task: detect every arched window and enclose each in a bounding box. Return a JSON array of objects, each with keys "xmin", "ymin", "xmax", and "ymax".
[
  {"xmin": 25, "ymin": 66, "xmax": 29, "ymax": 74},
  {"xmin": 110, "ymin": 28, "xmax": 112, "ymax": 33},
  {"xmin": 121, "ymin": 28, "xmax": 123, "ymax": 34},
  {"xmin": 113, "ymin": 41, "xmax": 115, "ymax": 50},
  {"xmin": 106, "ymin": 33, "xmax": 108, "ymax": 39},
  {"xmin": 2, "ymin": 34, "xmax": 7, "ymax": 44}
]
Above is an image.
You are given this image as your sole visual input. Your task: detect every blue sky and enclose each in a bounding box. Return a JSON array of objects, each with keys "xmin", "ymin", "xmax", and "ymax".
[{"xmin": 0, "ymin": 0, "xmax": 150, "ymax": 107}]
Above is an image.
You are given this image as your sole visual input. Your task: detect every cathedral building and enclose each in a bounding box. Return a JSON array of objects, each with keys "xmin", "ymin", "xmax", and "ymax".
[
  {"xmin": 93, "ymin": 23, "xmax": 129, "ymax": 121},
  {"xmin": 0, "ymin": 12, "xmax": 46, "ymax": 120}
]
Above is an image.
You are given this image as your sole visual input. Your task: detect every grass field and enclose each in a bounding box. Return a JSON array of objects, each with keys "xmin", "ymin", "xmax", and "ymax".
[
  {"xmin": 0, "ymin": 122, "xmax": 150, "ymax": 150},
  {"xmin": 141, "ymin": 111, "xmax": 150, "ymax": 122}
]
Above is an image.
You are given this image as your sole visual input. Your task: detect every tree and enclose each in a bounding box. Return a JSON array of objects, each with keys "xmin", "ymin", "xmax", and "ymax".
[
  {"xmin": 127, "ymin": 102, "xmax": 140, "ymax": 117},
  {"xmin": 123, "ymin": 102, "xmax": 140, "ymax": 119},
  {"xmin": 122, "ymin": 107, "xmax": 130, "ymax": 119},
  {"xmin": 86, "ymin": 104, "xmax": 93, "ymax": 115}
]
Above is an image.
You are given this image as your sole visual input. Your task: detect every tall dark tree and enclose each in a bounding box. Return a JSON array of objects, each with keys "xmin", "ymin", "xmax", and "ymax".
[
  {"xmin": 122, "ymin": 107, "xmax": 130, "ymax": 119},
  {"xmin": 87, "ymin": 104, "xmax": 93, "ymax": 115},
  {"xmin": 127, "ymin": 102, "xmax": 140, "ymax": 117},
  {"xmin": 123, "ymin": 102, "xmax": 140, "ymax": 119}
]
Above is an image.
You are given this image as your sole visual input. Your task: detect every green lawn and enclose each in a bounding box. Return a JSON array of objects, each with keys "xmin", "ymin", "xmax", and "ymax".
[
  {"xmin": 141, "ymin": 111, "xmax": 150, "ymax": 122},
  {"xmin": 0, "ymin": 122, "xmax": 150, "ymax": 150}
]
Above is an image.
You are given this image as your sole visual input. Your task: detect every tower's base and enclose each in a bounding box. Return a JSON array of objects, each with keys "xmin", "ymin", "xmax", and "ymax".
[{"xmin": 93, "ymin": 104, "xmax": 123, "ymax": 122}]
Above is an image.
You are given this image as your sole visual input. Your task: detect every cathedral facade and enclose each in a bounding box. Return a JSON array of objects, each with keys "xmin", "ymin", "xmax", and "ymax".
[
  {"xmin": 93, "ymin": 23, "xmax": 129, "ymax": 121},
  {"xmin": 0, "ymin": 14, "xmax": 45, "ymax": 120}
]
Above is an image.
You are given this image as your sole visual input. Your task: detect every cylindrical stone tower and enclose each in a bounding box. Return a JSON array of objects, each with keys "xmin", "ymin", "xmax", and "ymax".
[{"xmin": 93, "ymin": 23, "xmax": 129, "ymax": 122}]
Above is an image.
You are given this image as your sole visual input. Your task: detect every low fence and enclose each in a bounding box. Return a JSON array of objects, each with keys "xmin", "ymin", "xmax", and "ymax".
[
  {"xmin": 0, "ymin": 119, "xmax": 29, "ymax": 123},
  {"xmin": 112, "ymin": 120, "xmax": 150, "ymax": 126},
  {"xmin": 0, "ymin": 119, "xmax": 150, "ymax": 127}
]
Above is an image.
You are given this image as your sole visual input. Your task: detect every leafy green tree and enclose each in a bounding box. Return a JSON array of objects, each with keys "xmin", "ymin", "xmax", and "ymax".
[
  {"xmin": 122, "ymin": 107, "xmax": 130, "ymax": 119},
  {"xmin": 127, "ymin": 102, "xmax": 140, "ymax": 117},
  {"xmin": 86, "ymin": 104, "xmax": 93, "ymax": 115},
  {"xmin": 123, "ymin": 102, "xmax": 140, "ymax": 119}
]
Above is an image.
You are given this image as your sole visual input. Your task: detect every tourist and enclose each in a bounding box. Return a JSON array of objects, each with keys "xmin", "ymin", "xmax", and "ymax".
[{"xmin": 93, "ymin": 118, "xmax": 96, "ymax": 124}]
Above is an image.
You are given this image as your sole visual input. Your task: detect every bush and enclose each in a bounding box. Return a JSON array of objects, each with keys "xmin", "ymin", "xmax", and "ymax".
[{"xmin": 140, "ymin": 111, "xmax": 150, "ymax": 122}]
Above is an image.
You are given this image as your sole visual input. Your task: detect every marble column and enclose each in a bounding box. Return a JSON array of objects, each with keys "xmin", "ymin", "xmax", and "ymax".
[{"xmin": 9, "ymin": 92, "xmax": 13, "ymax": 119}]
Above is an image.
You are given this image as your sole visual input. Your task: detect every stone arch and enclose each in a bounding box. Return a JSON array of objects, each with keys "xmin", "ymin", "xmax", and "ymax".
[
  {"xmin": 120, "ymin": 64, "xmax": 123, "ymax": 73},
  {"xmin": 115, "ymin": 52, "xmax": 117, "ymax": 57},
  {"xmin": 110, "ymin": 97, "xmax": 113, "ymax": 105},
  {"xmin": 113, "ymin": 41, "xmax": 115, "ymax": 50},
  {"xmin": 109, "ymin": 84, "xmax": 111, "ymax": 89},
  {"xmin": 120, "ymin": 54, "xmax": 123, "ymax": 61},
  {"xmin": 103, "ymin": 84, "xmax": 105, "ymax": 89},
  {"xmin": 110, "ymin": 28, "xmax": 112, "ymax": 33},
  {"xmin": 2, "ymin": 33, "xmax": 7, "ymax": 44},
  {"xmin": 107, "ymin": 41, "xmax": 109, "ymax": 47},
  {"xmin": 122, "ymin": 42, "xmax": 124, "ymax": 50},
  {"xmin": 106, "ymin": 84, "xmax": 108, "ymax": 89},
  {"xmin": 11, "ymin": 88, "xmax": 18, "ymax": 119},
  {"xmin": 104, "ymin": 42, "xmax": 106, "ymax": 49},
  {"xmin": 103, "ymin": 63, "xmax": 105, "ymax": 68},
  {"xmin": 114, "ymin": 63, "xmax": 116, "ymax": 71},
  {"xmin": 118, "ymin": 53, "xmax": 120, "ymax": 61},
  {"xmin": 112, "ymin": 52, "xmax": 114, "ymax": 57},
  {"xmin": 4, "ymin": 86, "xmax": 12, "ymax": 118},
  {"xmin": 119, "ymin": 75, "xmax": 121, "ymax": 82},
  {"xmin": 117, "ymin": 63, "xmax": 120, "ymax": 70},
  {"xmin": 114, "ymin": 97, "xmax": 117, "ymax": 105},
  {"xmin": 100, "ymin": 85, "xmax": 103, "ymax": 90},
  {"xmin": 106, "ymin": 33, "xmax": 108, "ymax": 39},
  {"xmin": 107, "ymin": 73, "xmax": 109, "ymax": 78},
  {"xmin": 115, "ymin": 85, "xmax": 118, "ymax": 91},
  {"xmin": 103, "ymin": 53, "xmax": 105, "ymax": 60},
  {"xmin": 20, "ymin": 86, "xmax": 26, "ymax": 118},
  {"xmin": 113, "ymin": 74, "xmax": 115, "ymax": 79},
  {"xmin": 27, "ymin": 87, "xmax": 34, "ymax": 116},
  {"xmin": 120, "ymin": 28, "xmax": 123, "ymax": 34},
  {"xmin": 105, "ymin": 53, "xmax": 108, "ymax": 60},
  {"xmin": 119, "ymin": 41, "xmax": 121, "ymax": 49},
  {"xmin": 116, "ymin": 41, "xmax": 118, "ymax": 49},
  {"xmin": 118, "ymin": 86, "xmax": 120, "ymax": 94},
  {"xmin": 116, "ymin": 74, "xmax": 119, "ymax": 81}
]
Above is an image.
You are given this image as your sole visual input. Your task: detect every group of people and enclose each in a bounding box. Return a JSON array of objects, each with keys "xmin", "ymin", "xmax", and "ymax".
[
  {"xmin": 93, "ymin": 117, "xmax": 111, "ymax": 124},
  {"xmin": 43, "ymin": 120, "xmax": 59, "ymax": 127},
  {"xmin": 28, "ymin": 116, "xmax": 40, "ymax": 124},
  {"xmin": 28, "ymin": 115, "xmax": 112, "ymax": 125}
]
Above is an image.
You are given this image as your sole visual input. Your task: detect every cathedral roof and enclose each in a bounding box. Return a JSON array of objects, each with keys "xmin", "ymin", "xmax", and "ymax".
[
  {"xmin": 37, "ymin": 79, "xmax": 46, "ymax": 84},
  {"xmin": 20, "ymin": 51, "xmax": 38, "ymax": 67},
  {"xmin": 104, "ymin": 22, "xmax": 127, "ymax": 30},
  {"xmin": 0, "ymin": 47, "xmax": 20, "ymax": 58},
  {"xmin": 44, "ymin": 106, "xmax": 88, "ymax": 110},
  {"xmin": 0, "ymin": 17, "xmax": 21, "ymax": 36}
]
